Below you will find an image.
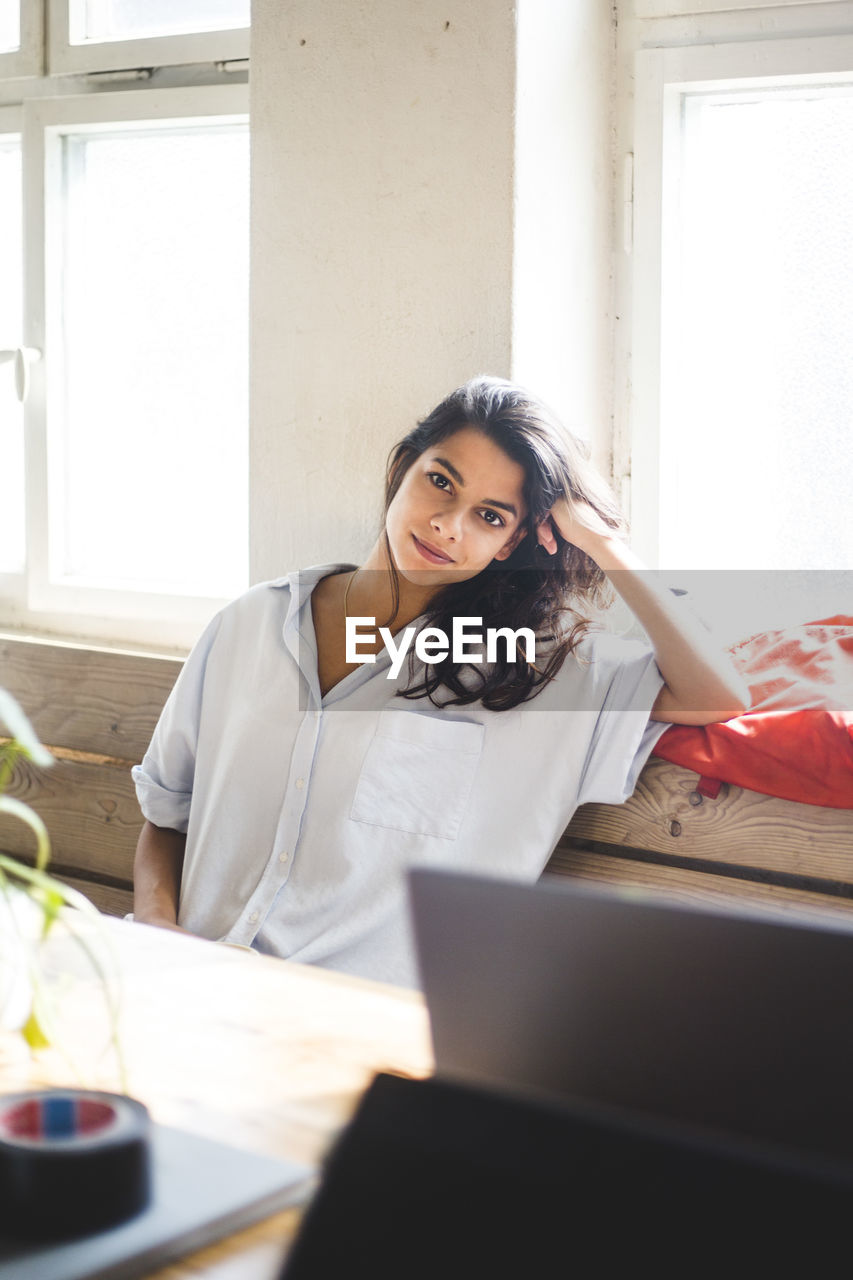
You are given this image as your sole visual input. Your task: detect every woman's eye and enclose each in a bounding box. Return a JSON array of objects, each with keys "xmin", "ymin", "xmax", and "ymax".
[
  {"xmin": 428, "ymin": 472, "xmax": 451, "ymax": 491},
  {"xmin": 481, "ymin": 509, "xmax": 505, "ymax": 528}
]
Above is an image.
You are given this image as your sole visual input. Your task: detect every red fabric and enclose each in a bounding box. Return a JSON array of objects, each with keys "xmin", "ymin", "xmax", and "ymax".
[{"xmin": 652, "ymin": 616, "xmax": 853, "ymax": 809}]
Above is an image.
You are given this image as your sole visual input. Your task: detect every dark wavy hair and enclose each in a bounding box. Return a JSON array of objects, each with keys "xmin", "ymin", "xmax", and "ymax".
[{"xmin": 383, "ymin": 375, "xmax": 626, "ymax": 711}]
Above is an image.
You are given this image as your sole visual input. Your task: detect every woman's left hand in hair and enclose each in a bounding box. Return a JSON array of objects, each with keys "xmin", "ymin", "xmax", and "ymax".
[
  {"xmin": 536, "ymin": 498, "xmax": 617, "ymax": 560},
  {"xmin": 538, "ymin": 500, "xmax": 750, "ymax": 726}
]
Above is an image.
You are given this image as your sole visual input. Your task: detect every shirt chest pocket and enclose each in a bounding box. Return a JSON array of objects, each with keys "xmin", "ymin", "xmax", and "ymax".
[{"xmin": 351, "ymin": 709, "xmax": 484, "ymax": 841}]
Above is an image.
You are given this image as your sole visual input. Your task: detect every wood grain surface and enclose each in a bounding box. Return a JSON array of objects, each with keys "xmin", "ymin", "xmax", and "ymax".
[
  {"xmin": 0, "ymin": 752, "xmax": 140, "ymax": 879},
  {"xmin": 555, "ymin": 755, "xmax": 853, "ymax": 894},
  {"xmin": 0, "ymin": 634, "xmax": 181, "ymax": 914},
  {"xmin": 0, "ymin": 633, "xmax": 181, "ymax": 760},
  {"xmin": 0, "ymin": 917, "xmax": 434, "ymax": 1279},
  {"xmin": 547, "ymin": 848, "xmax": 853, "ymax": 927}
]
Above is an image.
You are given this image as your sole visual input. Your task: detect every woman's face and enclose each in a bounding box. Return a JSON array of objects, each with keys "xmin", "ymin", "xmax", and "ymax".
[{"xmin": 384, "ymin": 426, "xmax": 528, "ymax": 588}]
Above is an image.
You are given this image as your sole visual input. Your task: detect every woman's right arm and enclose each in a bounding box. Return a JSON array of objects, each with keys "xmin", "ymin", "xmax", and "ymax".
[
  {"xmin": 131, "ymin": 615, "xmax": 225, "ymax": 934},
  {"xmin": 132, "ymin": 820, "xmax": 188, "ymax": 933}
]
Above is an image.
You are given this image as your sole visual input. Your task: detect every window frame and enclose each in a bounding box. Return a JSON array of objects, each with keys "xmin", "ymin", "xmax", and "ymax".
[
  {"xmin": 8, "ymin": 82, "xmax": 249, "ymax": 653},
  {"xmin": 0, "ymin": 105, "xmax": 25, "ymax": 611},
  {"xmin": 47, "ymin": 0, "xmax": 249, "ymax": 77},
  {"xmin": 628, "ymin": 31, "xmax": 853, "ymax": 568},
  {"xmin": 0, "ymin": 1, "xmax": 43, "ymax": 81},
  {"xmin": 635, "ymin": 0, "xmax": 806, "ymax": 16}
]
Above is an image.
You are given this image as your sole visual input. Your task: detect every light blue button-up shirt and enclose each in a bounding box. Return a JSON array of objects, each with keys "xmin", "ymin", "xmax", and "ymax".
[{"xmin": 132, "ymin": 565, "xmax": 668, "ymax": 988}]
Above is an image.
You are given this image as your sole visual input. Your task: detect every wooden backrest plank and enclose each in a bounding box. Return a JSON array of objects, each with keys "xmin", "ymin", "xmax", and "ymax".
[
  {"xmin": 546, "ymin": 847, "xmax": 853, "ymax": 924},
  {"xmin": 0, "ymin": 634, "xmax": 181, "ymax": 762},
  {"xmin": 63, "ymin": 876, "xmax": 134, "ymax": 919},
  {"xmin": 561, "ymin": 756, "xmax": 853, "ymax": 883},
  {"xmin": 0, "ymin": 755, "xmax": 139, "ymax": 884}
]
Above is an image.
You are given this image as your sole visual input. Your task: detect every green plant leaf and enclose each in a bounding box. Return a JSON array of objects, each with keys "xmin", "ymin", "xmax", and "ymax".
[
  {"xmin": 0, "ymin": 796, "xmax": 52, "ymax": 872},
  {"xmin": 38, "ymin": 887, "xmax": 65, "ymax": 939},
  {"xmin": 0, "ymin": 690, "xmax": 53, "ymax": 769},
  {"xmin": 21, "ymin": 1004, "xmax": 51, "ymax": 1050},
  {"xmin": 0, "ymin": 685, "xmax": 125, "ymax": 1088}
]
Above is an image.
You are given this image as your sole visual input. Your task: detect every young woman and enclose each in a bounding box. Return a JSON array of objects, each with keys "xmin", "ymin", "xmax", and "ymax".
[{"xmin": 132, "ymin": 376, "xmax": 748, "ymax": 987}]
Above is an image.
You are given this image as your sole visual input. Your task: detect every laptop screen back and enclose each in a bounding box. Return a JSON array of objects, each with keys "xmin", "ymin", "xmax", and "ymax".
[{"xmin": 408, "ymin": 866, "xmax": 853, "ymax": 1161}]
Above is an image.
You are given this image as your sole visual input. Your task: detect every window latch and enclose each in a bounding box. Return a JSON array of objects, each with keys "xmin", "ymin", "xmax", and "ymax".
[{"xmin": 0, "ymin": 347, "xmax": 42, "ymax": 403}]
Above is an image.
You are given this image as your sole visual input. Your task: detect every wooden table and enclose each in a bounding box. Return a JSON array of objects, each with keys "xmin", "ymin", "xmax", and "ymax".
[{"xmin": 0, "ymin": 917, "xmax": 434, "ymax": 1279}]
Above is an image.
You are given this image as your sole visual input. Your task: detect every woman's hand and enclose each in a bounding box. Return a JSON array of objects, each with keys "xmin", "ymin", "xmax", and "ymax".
[
  {"xmin": 535, "ymin": 498, "xmax": 618, "ymax": 560},
  {"xmin": 537, "ymin": 497, "xmax": 750, "ymax": 725}
]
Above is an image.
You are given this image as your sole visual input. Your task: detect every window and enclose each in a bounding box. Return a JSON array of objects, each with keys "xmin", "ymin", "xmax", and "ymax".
[
  {"xmin": 50, "ymin": 0, "xmax": 248, "ymax": 75},
  {"xmin": 0, "ymin": 10, "xmax": 20, "ymax": 55},
  {"xmin": 0, "ymin": 3, "xmax": 41, "ymax": 79},
  {"xmin": 663, "ymin": 84, "xmax": 853, "ymax": 574},
  {"xmin": 0, "ymin": 118, "xmax": 24, "ymax": 575},
  {"xmin": 68, "ymin": 0, "xmax": 249, "ymax": 43},
  {"xmin": 1, "ymin": 4, "xmax": 249, "ymax": 651},
  {"xmin": 628, "ymin": 33, "xmax": 853, "ymax": 638}
]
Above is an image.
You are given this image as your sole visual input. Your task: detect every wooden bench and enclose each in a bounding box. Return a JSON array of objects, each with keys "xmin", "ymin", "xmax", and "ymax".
[
  {"xmin": 3, "ymin": 633, "xmax": 853, "ymax": 925},
  {"xmin": 555, "ymin": 755, "xmax": 853, "ymax": 926},
  {"xmin": 0, "ymin": 634, "xmax": 181, "ymax": 917}
]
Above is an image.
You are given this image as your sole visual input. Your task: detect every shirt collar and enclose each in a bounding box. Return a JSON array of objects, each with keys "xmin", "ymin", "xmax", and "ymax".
[
  {"xmin": 276, "ymin": 565, "xmax": 355, "ymax": 682},
  {"xmin": 272, "ymin": 563, "xmax": 356, "ymax": 614}
]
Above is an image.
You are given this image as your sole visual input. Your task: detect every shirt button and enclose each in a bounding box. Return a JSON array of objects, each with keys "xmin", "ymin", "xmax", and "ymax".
[
  {"xmin": 295, "ymin": 777, "xmax": 305, "ymax": 789},
  {"xmin": 278, "ymin": 850, "xmax": 289, "ymax": 864},
  {"xmin": 248, "ymin": 910, "xmax": 259, "ymax": 923}
]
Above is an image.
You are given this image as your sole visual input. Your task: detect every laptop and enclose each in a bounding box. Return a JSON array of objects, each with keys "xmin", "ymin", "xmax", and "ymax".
[
  {"xmin": 280, "ymin": 872, "xmax": 853, "ymax": 1275},
  {"xmin": 407, "ymin": 865, "xmax": 853, "ymax": 1164},
  {"xmin": 279, "ymin": 1064, "xmax": 853, "ymax": 1276}
]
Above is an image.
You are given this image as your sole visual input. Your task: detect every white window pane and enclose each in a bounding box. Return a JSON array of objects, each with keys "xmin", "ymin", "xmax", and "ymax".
[
  {"xmin": 0, "ymin": 138, "xmax": 24, "ymax": 575},
  {"xmin": 663, "ymin": 88, "xmax": 853, "ymax": 572},
  {"xmin": 0, "ymin": 5, "xmax": 20, "ymax": 54},
  {"xmin": 57, "ymin": 124, "xmax": 249, "ymax": 598},
  {"xmin": 69, "ymin": 0, "xmax": 249, "ymax": 44}
]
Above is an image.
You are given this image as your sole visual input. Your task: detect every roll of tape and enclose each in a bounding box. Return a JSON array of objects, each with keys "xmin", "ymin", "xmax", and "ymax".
[{"xmin": 0, "ymin": 1089, "xmax": 152, "ymax": 1240}]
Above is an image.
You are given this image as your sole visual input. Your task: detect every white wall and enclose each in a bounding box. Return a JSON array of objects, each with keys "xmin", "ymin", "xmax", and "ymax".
[
  {"xmin": 250, "ymin": 0, "xmax": 616, "ymax": 579},
  {"xmin": 513, "ymin": 0, "xmax": 614, "ymax": 472},
  {"xmin": 614, "ymin": 0, "xmax": 853, "ymax": 636},
  {"xmin": 250, "ymin": 0, "xmax": 516, "ymax": 579}
]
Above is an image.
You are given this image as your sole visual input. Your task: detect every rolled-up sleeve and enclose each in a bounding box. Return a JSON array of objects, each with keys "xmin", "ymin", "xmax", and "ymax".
[
  {"xmin": 577, "ymin": 640, "xmax": 669, "ymax": 807},
  {"xmin": 131, "ymin": 613, "xmax": 222, "ymax": 832}
]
